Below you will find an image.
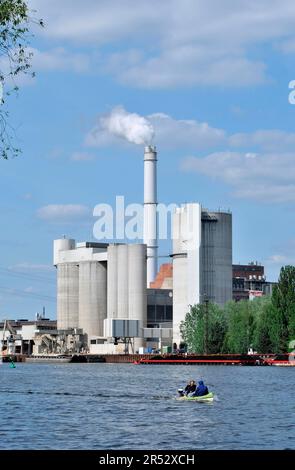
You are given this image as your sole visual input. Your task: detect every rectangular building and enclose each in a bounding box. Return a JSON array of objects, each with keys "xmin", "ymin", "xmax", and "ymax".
[{"xmin": 172, "ymin": 203, "xmax": 232, "ymax": 348}]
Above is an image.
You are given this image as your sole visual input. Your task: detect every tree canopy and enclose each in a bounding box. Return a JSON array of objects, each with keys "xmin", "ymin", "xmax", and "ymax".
[
  {"xmin": 181, "ymin": 265, "xmax": 295, "ymax": 354},
  {"xmin": 0, "ymin": 0, "xmax": 43, "ymax": 159}
]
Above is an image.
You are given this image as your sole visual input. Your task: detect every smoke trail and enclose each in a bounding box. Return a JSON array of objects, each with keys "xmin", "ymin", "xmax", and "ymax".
[{"xmin": 100, "ymin": 106, "xmax": 154, "ymax": 145}]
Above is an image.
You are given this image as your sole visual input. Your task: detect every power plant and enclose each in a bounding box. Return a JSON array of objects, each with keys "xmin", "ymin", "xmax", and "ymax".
[{"xmin": 53, "ymin": 145, "xmax": 232, "ymax": 353}]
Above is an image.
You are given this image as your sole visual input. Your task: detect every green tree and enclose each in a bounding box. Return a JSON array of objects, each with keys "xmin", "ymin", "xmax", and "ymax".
[
  {"xmin": 180, "ymin": 302, "xmax": 227, "ymax": 354},
  {"xmin": 223, "ymin": 300, "xmax": 255, "ymax": 354},
  {"xmin": 271, "ymin": 265, "xmax": 295, "ymax": 352},
  {"xmin": 252, "ymin": 296, "xmax": 273, "ymax": 353},
  {"xmin": 0, "ymin": 0, "xmax": 43, "ymax": 159}
]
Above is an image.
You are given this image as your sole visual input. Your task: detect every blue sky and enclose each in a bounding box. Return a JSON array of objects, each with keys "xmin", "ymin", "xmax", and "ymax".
[{"xmin": 1, "ymin": 0, "xmax": 295, "ymax": 319}]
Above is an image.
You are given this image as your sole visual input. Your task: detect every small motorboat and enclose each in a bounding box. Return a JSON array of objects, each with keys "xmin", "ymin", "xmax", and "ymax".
[{"xmin": 177, "ymin": 389, "xmax": 214, "ymax": 402}]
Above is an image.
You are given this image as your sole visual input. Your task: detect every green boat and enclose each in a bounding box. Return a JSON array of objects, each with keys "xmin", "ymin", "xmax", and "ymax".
[{"xmin": 177, "ymin": 392, "xmax": 214, "ymax": 402}]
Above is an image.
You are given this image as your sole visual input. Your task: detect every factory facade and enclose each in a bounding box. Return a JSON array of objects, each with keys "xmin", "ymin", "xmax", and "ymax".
[
  {"xmin": 53, "ymin": 145, "xmax": 233, "ymax": 353},
  {"xmin": 54, "ymin": 239, "xmax": 147, "ymax": 353},
  {"xmin": 54, "ymin": 206, "xmax": 232, "ymax": 352}
]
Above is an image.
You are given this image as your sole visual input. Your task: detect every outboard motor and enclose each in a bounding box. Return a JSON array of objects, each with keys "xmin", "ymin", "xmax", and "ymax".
[{"xmin": 178, "ymin": 388, "xmax": 184, "ymax": 397}]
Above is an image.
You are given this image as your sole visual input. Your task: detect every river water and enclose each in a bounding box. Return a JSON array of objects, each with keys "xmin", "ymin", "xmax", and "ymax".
[{"xmin": 0, "ymin": 363, "xmax": 294, "ymax": 450}]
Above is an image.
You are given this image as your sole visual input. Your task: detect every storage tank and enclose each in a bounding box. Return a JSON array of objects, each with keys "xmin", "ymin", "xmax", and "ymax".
[
  {"xmin": 107, "ymin": 244, "xmax": 118, "ymax": 318},
  {"xmin": 53, "ymin": 238, "xmax": 75, "ymax": 266},
  {"xmin": 201, "ymin": 211, "xmax": 232, "ymax": 305},
  {"xmin": 78, "ymin": 261, "xmax": 107, "ymax": 340},
  {"xmin": 172, "ymin": 254, "xmax": 188, "ymax": 349},
  {"xmin": 117, "ymin": 245, "xmax": 129, "ymax": 319},
  {"xmin": 56, "ymin": 263, "xmax": 79, "ymax": 330},
  {"xmin": 128, "ymin": 244, "xmax": 147, "ymax": 349}
]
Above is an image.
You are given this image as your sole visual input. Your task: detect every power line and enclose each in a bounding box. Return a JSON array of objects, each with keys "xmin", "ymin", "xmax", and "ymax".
[
  {"xmin": 0, "ymin": 286, "xmax": 56, "ymax": 302},
  {"xmin": 0, "ymin": 267, "xmax": 55, "ymax": 284}
]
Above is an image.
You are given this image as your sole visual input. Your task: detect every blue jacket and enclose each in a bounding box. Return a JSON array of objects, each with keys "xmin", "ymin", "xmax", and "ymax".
[{"xmin": 194, "ymin": 380, "xmax": 209, "ymax": 396}]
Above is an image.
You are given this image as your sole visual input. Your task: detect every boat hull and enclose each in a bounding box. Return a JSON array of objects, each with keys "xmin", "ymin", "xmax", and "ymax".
[
  {"xmin": 25, "ymin": 355, "xmax": 72, "ymax": 363},
  {"xmin": 177, "ymin": 392, "xmax": 214, "ymax": 402}
]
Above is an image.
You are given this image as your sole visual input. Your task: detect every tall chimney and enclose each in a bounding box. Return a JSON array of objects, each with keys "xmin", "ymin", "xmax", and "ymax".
[{"xmin": 144, "ymin": 145, "xmax": 158, "ymax": 287}]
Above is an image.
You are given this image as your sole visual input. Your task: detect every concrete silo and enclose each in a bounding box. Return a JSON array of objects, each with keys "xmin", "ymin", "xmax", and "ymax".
[
  {"xmin": 201, "ymin": 210, "xmax": 232, "ymax": 305},
  {"xmin": 128, "ymin": 244, "xmax": 147, "ymax": 349},
  {"xmin": 117, "ymin": 244, "xmax": 129, "ymax": 319},
  {"xmin": 78, "ymin": 261, "xmax": 107, "ymax": 340},
  {"xmin": 107, "ymin": 244, "xmax": 118, "ymax": 319},
  {"xmin": 54, "ymin": 239, "xmax": 79, "ymax": 330},
  {"xmin": 56, "ymin": 263, "xmax": 79, "ymax": 330},
  {"xmin": 107, "ymin": 243, "xmax": 147, "ymax": 347}
]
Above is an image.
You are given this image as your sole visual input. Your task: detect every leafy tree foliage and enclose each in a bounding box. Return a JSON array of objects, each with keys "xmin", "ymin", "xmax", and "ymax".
[
  {"xmin": 181, "ymin": 266, "xmax": 295, "ymax": 354},
  {"xmin": 0, "ymin": 0, "xmax": 43, "ymax": 158},
  {"xmin": 271, "ymin": 265, "xmax": 295, "ymax": 352},
  {"xmin": 180, "ymin": 303, "xmax": 227, "ymax": 354}
]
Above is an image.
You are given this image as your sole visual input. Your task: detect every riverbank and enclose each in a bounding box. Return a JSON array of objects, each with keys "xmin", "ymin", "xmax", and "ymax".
[{"xmin": 1, "ymin": 352, "xmax": 293, "ymax": 365}]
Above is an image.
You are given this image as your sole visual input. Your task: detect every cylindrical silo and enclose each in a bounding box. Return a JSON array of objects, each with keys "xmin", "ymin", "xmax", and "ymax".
[
  {"xmin": 128, "ymin": 244, "xmax": 147, "ymax": 349},
  {"xmin": 107, "ymin": 244, "xmax": 118, "ymax": 319},
  {"xmin": 56, "ymin": 263, "xmax": 79, "ymax": 330},
  {"xmin": 78, "ymin": 261, "xmax": 107, "ymax": 341},
  {"xmin": 53, "ymin": 238, "xmax": 75, "ymax": 266},
  {"xmin": 117, "ymin": 245, "xmax": 129, "ymax": 318},
  {"xmin": 172, "ymin": 255, "xmax": 187, "ymax": 349},
  {"xmin": 211, "ymin": 211, "xmax": 232, "ymax": 305}
]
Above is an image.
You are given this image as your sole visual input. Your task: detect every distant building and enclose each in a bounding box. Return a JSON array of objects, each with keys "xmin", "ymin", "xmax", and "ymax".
[
  {"xmin": 0, "ymin": 319, "xmax": 57, "ymax": 355},
  {"xmin": 147, "ymin": 288, "xmax": 173, "ymax": 328},
  {"xmin": 172, "ymin": 203, "xmax": 232, "ymax": 347},
  {"xmin": 150, "ymin": 264, "xmax": 173, "ymax": 289},
  {"xmin": 232, "ymin": 262, "xmax": 276, "ymax": 301}
]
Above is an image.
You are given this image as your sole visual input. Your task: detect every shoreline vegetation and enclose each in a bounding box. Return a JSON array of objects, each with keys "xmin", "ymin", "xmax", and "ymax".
[{"xmin": 181, "ymin": 265, "xmax": 295, "ymax": 355}]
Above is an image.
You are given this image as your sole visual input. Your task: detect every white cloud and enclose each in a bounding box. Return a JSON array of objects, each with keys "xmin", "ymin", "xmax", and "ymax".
[
  {"xmin": 86, "ymin": 107, "xmax": 226, "ymax": 150},
  {"xmin": 182, "ymin": 151, "xmax": 295, "ymax": 203},
  {"xmin": 31, "ymin": 47, "xmax": 90, "ymax": 73},
  {"xmin": 37, "ymin": 204, "xmax": 91, "ymax": 222},
  {"xmin": 267, "ymin": 255, "xmax": 289, "ymax": 264},
  {"xmin": 230, "ymin": 130, "xmax": 295, "ymax": 152},
  {"xmin": 148, "ymin": 113, "xmax": 226, "ymax": 149},
  {"xmin": 0, "ymin": 46, "xmax": 89, "ymax": 91},
  {"xmin": 8, "ymin": 263, "xmax": 54, "ymax": 272},
  {"xmin": 107, "ymin": 49, "xmax": 267, "ymax": 88},
  {"xmin": 70, "ymin": 152, "xmax": 95, "ymax": 161},
  {"xmin": 27, "ymin": 0, "xmax": 295, "ymax": 88},
  {"xmin": 24, "ymin": 286, "xmax": 35, "ymax": 293}
]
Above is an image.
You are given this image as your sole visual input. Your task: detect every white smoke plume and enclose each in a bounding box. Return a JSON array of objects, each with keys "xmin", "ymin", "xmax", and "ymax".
[{"xmin": 100, "ymin": 106, "xmax": 154, "ymax": 145}]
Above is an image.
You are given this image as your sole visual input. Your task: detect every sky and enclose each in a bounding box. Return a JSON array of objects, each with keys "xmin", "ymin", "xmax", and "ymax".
[{"xmin": 1, "ymin": 0, "xmax": 295, "ymax": 319}]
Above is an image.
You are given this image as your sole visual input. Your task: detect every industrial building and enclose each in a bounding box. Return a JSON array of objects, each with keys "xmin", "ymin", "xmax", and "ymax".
[
  {"xmin": 54, "ymin": 239, "xmax": 147, "ymax": 353},
  {"xmin": 52, "ymin": 145, "xmax": 233, "ymax": 353},
  {"xmin": 172, "ymin": 203, "xmax": 232, "ymax": 347},
  {"xmin": 233, "ymin": 262, "xmax": 276, "ymax": 301},
  {"xmin": 0, "ymin": 318, "xmax": 58, "ymax": 356}
]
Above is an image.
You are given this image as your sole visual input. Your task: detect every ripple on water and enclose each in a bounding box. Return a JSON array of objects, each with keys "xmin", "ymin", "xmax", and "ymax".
[{"xmin": 0, "ymin": 363, "xmax": 294, "ymax": 449}]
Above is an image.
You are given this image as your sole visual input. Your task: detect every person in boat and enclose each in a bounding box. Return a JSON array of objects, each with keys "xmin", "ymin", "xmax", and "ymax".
[
  {"xmin": 193, "ymin": 380, "xmax": 209, "ymax": 397},
  {"xmin": 184, "ymin": 380, "xmax": 196, "ymax": 396}
]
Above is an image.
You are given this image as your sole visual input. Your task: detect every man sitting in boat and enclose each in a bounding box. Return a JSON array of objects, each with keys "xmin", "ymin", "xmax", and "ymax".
[
  {"xmin": 184, "ymin": 380, "xmax": 196, "ymax": 396},
  {"xmin": 193, "ymin": 380, "xmax": 209, "ymax": 397},
  {"xmin": 178, "ymin": 380, "xmax": 196, "ymax": 397}
]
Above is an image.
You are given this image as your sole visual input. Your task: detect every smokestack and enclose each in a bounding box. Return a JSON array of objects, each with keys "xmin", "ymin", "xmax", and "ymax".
[{"xmin": 144, "ymin": 145, "xmax": 158, "ymax": 287}]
